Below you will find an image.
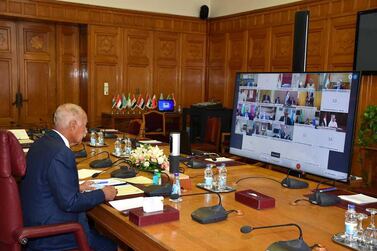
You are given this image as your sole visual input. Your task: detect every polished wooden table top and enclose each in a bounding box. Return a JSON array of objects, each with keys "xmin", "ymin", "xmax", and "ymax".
[{"xmin": 76, "ymin": 141, "xmax": 350, "ymax": 251}]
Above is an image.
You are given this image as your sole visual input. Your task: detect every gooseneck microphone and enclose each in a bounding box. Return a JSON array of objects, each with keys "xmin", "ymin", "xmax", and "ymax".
[
  {"xmin": 235, "ymin": 176, "xmax": 281, "ymax": 185},
  {"xmin": 281, "ymin": 169, "xmax": 309, "ymax": 189},
  {"xmin": 73, "ymin": 143, "xmax": 87, "ymax": 158},
  {"xmin": 307, "ymin": 177, "xmax": 348, "ymax": 206},
  {"xmin": 169, "ymin": 191, "xmax": 230, "ymax": 224},
  {"xmin": 76, "ymin": 151, "xmax": 113, "ymax": 168},
  {"xmin": 240, "ymin": 223, "xmax": 310, "ymax": 251}
]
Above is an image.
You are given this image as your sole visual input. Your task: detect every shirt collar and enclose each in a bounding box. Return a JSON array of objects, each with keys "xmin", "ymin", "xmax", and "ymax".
[{"xmin": 53, "ymin": 129, "xmax": 70, "ymax": 148}]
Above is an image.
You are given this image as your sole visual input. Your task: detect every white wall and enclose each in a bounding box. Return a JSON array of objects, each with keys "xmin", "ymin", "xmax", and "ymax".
[
  {"xmin": 58, "ymin": 0, "xmax": 300, "ymax": 17},
  {"xmin": 57, "ymin": 0, "xmax": 210, "ymax": 17},
  {"xmin": 210, "ymin": 0, "xmax": 301, "ymax": 17}
]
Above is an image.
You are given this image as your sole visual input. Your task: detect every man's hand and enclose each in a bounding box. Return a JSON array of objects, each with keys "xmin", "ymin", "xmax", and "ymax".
[
  {"xmin": 79, "ymin": 180, "xmax": 95, "ymax": 192},
  {"xmin": 102, "ymin": 186, "xmax": 117, "ymax": 201}
]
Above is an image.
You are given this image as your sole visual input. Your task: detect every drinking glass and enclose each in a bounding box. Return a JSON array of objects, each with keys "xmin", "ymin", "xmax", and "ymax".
[
  {"xmin": 363, "ymin": 208, "xmax": 377, "ymax": 249},
  {"xmin": 355, "ymin": 213, "xmax": 368, "ymax": 243}
]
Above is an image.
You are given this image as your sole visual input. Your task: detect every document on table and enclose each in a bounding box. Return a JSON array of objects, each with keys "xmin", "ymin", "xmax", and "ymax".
[
  {"xmin": 121, "ymin": 176, "xmax": 153, "ymax": 184},
  {"xmin": 115, "ymin": 184, "xmax": 144, "ymax": 196},
  {"xmin": 338, "ymin": 194, "xmax": 377, "ymax": 205},
  {"xmin": 78, "ymin": 169, "xmax": 101, "ymax": 179},
  {"xmin": 9, "ymin": 129, "xmax": 34, "ymax": 144},
  {"xmin": 205, "ymin": 157, "xmax": 233, "ymax": 162},
  {"xmin": 138, "ymin": 140, "xmax": 162, "ymax": 144}
]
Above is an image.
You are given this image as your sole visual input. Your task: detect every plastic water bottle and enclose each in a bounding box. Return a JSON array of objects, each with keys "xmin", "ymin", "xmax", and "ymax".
[
  {"xmin": 114, "ymin": 138, "xmax": 122, "ymax": 156},
  {"xmin": 97, "ymin": 130, "xmax": 104, "ymax": 145},
  {"xmin": 90, "ymin": 131, "xmax": 97, "ymax": 146},
  {"xmin": 170, "ymin": 173, "xmax": 182, "ymax": 202},
  {"xmin": 345, "ymin": 204, "xmax": 357, "ymax": 243},
  {"xmin": 217, "ymin": 163, "xmax": 227, "ymax": 191},
  {"xmin": 124, "ymin": 138, "xmax": 132, "ymax": 155},
  {"xmin": 204, "ymin": 164, "xmax": 213, "ymax": 189}
]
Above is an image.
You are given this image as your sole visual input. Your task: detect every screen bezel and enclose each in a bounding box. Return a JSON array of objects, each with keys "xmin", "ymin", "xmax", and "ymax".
[
  {"xmin": 353, "ymin": 8, "xmax": 377, "ymax": 75},
  {"xmin": 229, "ymin": 71, "xmax": 361, "ymax": 183}
]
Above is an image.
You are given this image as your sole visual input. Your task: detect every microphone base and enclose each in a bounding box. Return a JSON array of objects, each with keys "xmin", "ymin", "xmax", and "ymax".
[
  {"xmin": 267, "ymin": 239, "xmax": 310, "ymax": 251},
  {"xmin": 308, "ymin": 192, "xmax": 341, "ymax": 206},
  {"xmin": 191, "ymin": 205, "xmax": 228, "ymax": 224},
  {"xmin": 281, "ymin": 178, "xmax": 309, "ymax": 189}
]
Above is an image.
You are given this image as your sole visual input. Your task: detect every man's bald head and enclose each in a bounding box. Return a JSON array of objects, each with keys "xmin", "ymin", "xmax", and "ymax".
[{"xmin": 53, "ymin": 103, "xmax": 87, "ymax": 145}]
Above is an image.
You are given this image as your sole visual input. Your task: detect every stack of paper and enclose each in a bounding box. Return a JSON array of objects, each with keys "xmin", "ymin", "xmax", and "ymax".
[
  {"xmin": 338, "ymin": 194, "xmax": 377, "ymax": 205},
  {"xmin": 78, "ymin": 169, "xmax": 101, "ymax": 180},
  {"xmin": 109, "ymin": 197, "xmax": 144, "ymax": 211},
  {"xmin": 114, "ymin": 184, "xmax": 144, "ymax": 196}
]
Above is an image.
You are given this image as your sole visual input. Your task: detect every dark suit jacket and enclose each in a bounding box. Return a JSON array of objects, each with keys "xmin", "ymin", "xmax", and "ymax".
[{"xmin": 20, "ymin": 130, "xmax": 104, "ymax": 251}]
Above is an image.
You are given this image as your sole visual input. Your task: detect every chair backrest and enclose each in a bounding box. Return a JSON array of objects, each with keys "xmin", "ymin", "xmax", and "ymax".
[
  {"xmin": 127, "ymin": 119, "xmax": 143, "ymax": 136},
  {"xmin": 0, "ymin": 130, "xmax": 26, "ymax": 251},
  {"xmin": 204, "ymin": 116, "xmax": 221, "ymax": 150},
  {"xmin": 142, "ymin": 111, "xmax": 166, "ymax": 136}
]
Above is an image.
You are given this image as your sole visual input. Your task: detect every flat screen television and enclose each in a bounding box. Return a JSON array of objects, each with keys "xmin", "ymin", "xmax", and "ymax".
[
  {"xmin": 229, "ymin": 72, "xmax": 360, "ymax": 181},
  {"xmin": 158, "ymin": 99, "xmax": 174, "ymax": 112},
  {"xmin": 354, "ymin": 8, "xmax": 377, "ymax": 73}
]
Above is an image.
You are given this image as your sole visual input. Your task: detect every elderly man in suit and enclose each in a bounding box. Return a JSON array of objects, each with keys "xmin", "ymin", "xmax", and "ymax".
[{"xmin": 20, "ymin": 103, "xmax": 118, "ymax": 251}]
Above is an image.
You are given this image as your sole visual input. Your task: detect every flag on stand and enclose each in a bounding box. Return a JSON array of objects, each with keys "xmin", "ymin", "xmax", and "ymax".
[
  {"xmin": 121, "ymin": 94, "xmax": 127, "ymax": 110},
  {"xmin": 159, "ymin": 93, "xmax": 164, "ymax": 100},
  {"xmin": 130, "ymin": 94, "xmax": 137, "ymax": 110},
  {"xmin": 137, "ymin": 94, "xmax": 145, "ymax": 109},
  {"xmin": 166, "ymin": 94, "xmax": 171, "ymax": 100},
  {"xmin": 111, "ymin": 95, "xmax": 116, "ymax": 109},
  {"xmin": 172, "ymin": 93, "xmax": 176, "ymax": 107},
  {"xmin": 151, "ymin": 94, "xmax": 157, "ymax": 109},
  {"xmin": 145, "ymin": 94, "xmax": 152, "ymax": 109},
  {"xmin": 116, "ymin": 94, "xmax": 122, "ymax": 110},
  {"xmin": 127, "ymin": 93, "xmax": 132, "ymax": 108}
]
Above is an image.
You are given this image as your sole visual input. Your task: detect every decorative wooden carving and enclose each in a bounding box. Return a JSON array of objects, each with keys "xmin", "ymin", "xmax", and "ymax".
[
  {"xmin": 26, "ymin": 32, "xmax": 47, "ymax": 52},
  {"xmin": 0, "ymin": 28, "xmax": 9, "ymax": 51},
  {"xmin": 97, "ymin": 35, "xmax": 115, "ymax": 56}
]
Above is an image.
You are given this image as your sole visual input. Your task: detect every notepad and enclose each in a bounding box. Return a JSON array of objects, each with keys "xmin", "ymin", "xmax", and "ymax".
[
  {"xmin": 338, "ymin": 194, "xmax": 377, "ymax": 205},
  {"xmin": 122, "ymin": 176, "xmax": 153, "ymax": 184},
  {"xmin": 115, "ymin": 184, "xmax": 144, "ymax": 196},
  {"xmin": 78, "ymin": 169, "xmax": 101, "ymax": 180}
]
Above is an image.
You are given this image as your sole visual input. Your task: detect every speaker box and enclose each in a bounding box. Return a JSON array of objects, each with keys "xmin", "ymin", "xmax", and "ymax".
[
  {"xmin": 200, "ymin": 5, "xmax": 209, "ymax": 20},
  {"xmin": 292, "ymin": 10, "xmax": 310, "ymax": 72}
]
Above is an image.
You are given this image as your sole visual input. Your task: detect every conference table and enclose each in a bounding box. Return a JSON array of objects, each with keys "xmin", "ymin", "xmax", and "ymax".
[{"xmin": 76, "ymin": 139, "xmax": 351, "ymax": 251}]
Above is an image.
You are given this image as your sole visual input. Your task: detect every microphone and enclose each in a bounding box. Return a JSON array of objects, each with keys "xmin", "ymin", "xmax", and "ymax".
[
  {"xmin": 240, "ymin": 223, "xmax": 311, "ymax": 251},
  {"xmin": 73, "ymin": 143, "xmax": 87, "ymax": 158},
  {"xmin": 170, "ymin": 192, "xmax": 229, "ymax": 224},
  {"xmin": 76, "ymin": 151, "xmax": 113, "ymax": 168},
  {"xmin": 91, "ymin": 159, "xmax": 129, "ymax": 178},
  {"xmin": 110, "ymin": 160, "xmax": 137, "ymax": 178},
  {"xmin": 307, "ymin": 177, "xmax": 348, "ymax": 206},
  {"xmin": 281, "ymin": 169, "xmax": 309, "ymax": 189},
  {"xmin": 142, "ymin": 172, "xmax": 173, "ymax": 196}
]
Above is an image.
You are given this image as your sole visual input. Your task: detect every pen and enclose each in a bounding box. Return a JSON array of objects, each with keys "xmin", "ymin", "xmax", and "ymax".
[
  {"xmin": 318, "ymin": 187, "xmax": 337, "ymax": 192},
  {"xmin": 95, "ymin": 181, "xmax": 109, "ymax": 185}
]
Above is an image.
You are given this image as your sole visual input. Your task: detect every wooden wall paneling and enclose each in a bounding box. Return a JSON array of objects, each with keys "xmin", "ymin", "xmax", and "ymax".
[
  {"xmin": 153, "ymin": 31, "xmax": 180, "ymax": 99},
  {"xmin": 18, "ymin": 21, "xmax": 56, "ymax": 128},
  {"xmin": 270, "ymin": 24, "xmax": 294, "ymax": 72},
  {"xmin": 225, "ymin": 31, "xmax": 247, "ymax": 108},
  {"xmin": 327, "ymin": 15, "xmax": 356, "ymax": 70},
  {"xmin": 88, "ymin": 25, "xmax": 122, "ymax": 126},
  {"xmin": 0, "ymin": 20, "xmax": 18, "ymax": 128},
  {"xmin": 79, "ymin": 25, "xmax": 88, "ymax": 112},
  {"xmin": 180, "ymin": 33, "xmax": 206, "ymax": 108},
  {"xmin": 247, "ymin": 27, "xmax": 271, "ymax": 72},
  {"xmin": 124, "ymin": 29, "xmax": 153, "ymax": 95},
  {"xmin": 306, "ymin": 20, "xmax": 328, "ymax": 71},
  {"xmin": 208, "ymin": 34, "xmax": 226, "ymax": 102},
  {"xmin": 56, "ymin": 24, "xmax": 80, "ymax": 105}
]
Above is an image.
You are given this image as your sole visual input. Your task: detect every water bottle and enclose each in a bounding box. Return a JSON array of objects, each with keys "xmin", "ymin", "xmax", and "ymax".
[
  {"xmin": 114, "ymin": 137, "xmax": 122, "ymax": 156},
  {"xmin": 125, "ymin": 138, "xmax": 132, "ymax": 155},
  {"xmin": 217, "ymin": 163, "xmax": 227, "ymax": 191},
  {"xmin": 90, "ymin": 131, "xmax": 97, "ymax": 146},
  {"xmin": 169, "ymin": 173, "xmax": 182, "ymax": 202},
  {"xmin": 97, "ymin": 130, "xmax": 104, "ymax": 145},
  {"xmin": 152, "ymin": 169, "xmax": 160, "ymax": 185},
  {"xmin": 345, "ymin": 204, "xmax": 357, "ymax": 243},
  {"xmin": 204, "ymin": 164, "xmax": 213, "ymax": 189}
]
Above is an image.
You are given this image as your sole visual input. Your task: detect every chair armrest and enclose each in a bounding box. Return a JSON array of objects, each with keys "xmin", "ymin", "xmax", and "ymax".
[{"xmin": 15, "ymin": 222, "xmax": 90, "ymax": 251}]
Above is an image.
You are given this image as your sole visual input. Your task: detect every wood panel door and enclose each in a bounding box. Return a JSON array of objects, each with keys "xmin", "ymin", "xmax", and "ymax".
[
  {"xmin": 18, "ymin": 22, "xmax": 56, "ymax": 127},
  {"xmin": 56, "ymin": 24, "xmax": 80, "ymax": 105},
  {"xmin": 153, "ymin": 31, "xmax": 180, "ymax": 99},
  {"xmin": 207, "ymin": 34, "xmax": 226, "ymax": 102},
  {"xmin": 180, "ymin": 33, "xmax": 206, "ymax": 108},
  {"xmin": 88, "ymin": 25, "xmax": 122, "ymax": 125},
  {"xmin": 124, "ymin": 29, "xmax": 153, "ymax": 95},
  {"xmin": 247, "ymin": 27, "xmax": 271, "ymax": 72},
  {"xmin": 0, "ymin": 20, "xmax": 18, "ymax": 127}
]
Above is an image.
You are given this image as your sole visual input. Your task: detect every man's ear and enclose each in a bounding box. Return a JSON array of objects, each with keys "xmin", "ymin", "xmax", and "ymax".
[{"xmin": 69, "ymin": 119, "xmax": 78, "ymax": 131}]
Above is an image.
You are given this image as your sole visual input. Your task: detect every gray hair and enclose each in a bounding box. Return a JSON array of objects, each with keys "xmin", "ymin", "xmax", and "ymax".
[{"xmin": 54, "ymin": 103, "xmax": 86, "ymax": 129}]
